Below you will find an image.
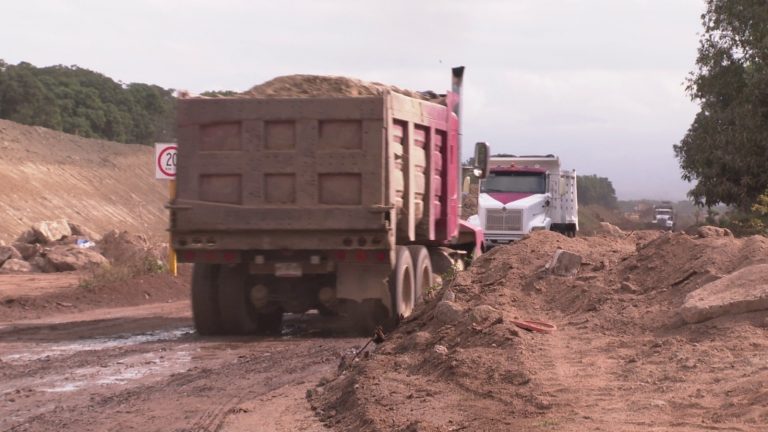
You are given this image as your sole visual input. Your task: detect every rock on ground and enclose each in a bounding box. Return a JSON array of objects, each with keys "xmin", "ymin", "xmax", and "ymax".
[
  {"xmin": 434, "ymin": 300, "xmax": 464, "ymax": 324},
  {"xmin": 696, "ymin": 226, "xmax": 733, "ymax": 238},
  {"xmin": 98, "ymin": 230, "xmax": 153, "ymax": 263},
  {"xmin": 45, "ymin": 245, "xmax": 109, "ymax": 271},
  {"xmin": 15, "ymin": 229, "xmax": 37, "ymax": 244},
  {"xmin": 680, "ymin": 264, "xmax": 768, "ymax": 323},
  {"xmin": 1, "ymin": 258, "xmax": 34, "ymax": 273},
  {"xmin": 68, "ymin": 222, "xmax": 102, "ymax": 242},
  {"xmin": 29, "ymin": 255, "xmax": 58, "ymax": 273},
  {"xmin": 32, "ymin": 219, "xmax": 72, "ymax": 243},
  {"xmin": 470, "ymin": 304, "xmax": 503, "ymax": 323},
  {"xmin": 0, "ymin": 245, "xmax": 22, "ymax": 265},
  {"xmin": 620, "ymin": 281, "xmax": 640, "ymax": 294},
  {"xmin": 546, "ymin": 249, "xmax": 583, "ymax": 277},
  {"xmin": 598, "ymin": 222, "xmax": 625, "ymax": 237},
  {"xmin": 12, "ymin": 242, "xmax": 42, "ymax": 260}
]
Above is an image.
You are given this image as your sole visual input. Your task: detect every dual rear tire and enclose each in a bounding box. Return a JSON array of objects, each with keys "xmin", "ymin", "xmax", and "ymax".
[
  {"xmin": 388, "ymin": 246, "xmax": 433, "ymax": 321},
  {"xmin": 192, "ymin": 246, "xmax": 436, "ymax": 335},
  {"xmin": 191, "ymin": 263, "xmax": 282, "ymax": 336}
]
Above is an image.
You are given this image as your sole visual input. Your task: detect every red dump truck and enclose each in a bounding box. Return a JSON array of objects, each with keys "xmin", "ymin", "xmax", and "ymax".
[{"xmin": 170, "ymin": 67, "xmax": 489, "ymax": 335}]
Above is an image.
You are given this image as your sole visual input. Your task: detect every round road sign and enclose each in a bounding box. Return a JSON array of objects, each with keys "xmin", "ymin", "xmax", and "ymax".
[{"xmin": 155, "ymin": 144, "xmax": 178, "ymax": 179}]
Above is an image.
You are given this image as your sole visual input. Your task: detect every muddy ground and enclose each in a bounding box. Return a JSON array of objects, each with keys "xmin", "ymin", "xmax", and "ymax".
[
  {"xmin": 0, "ymin": 271, "xmax": 364, "ymax": 432},
  {"xmin": 2, "ymin": 230, "xmax": 768, "ymax": 431},
  {"xmin": 313, "ymin": 230, "xmax": 768, "ymax": 431}
]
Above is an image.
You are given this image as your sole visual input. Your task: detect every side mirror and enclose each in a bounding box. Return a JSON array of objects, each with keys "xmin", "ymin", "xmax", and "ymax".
[{"xmin": 473, "ymin": 141, "xmax": 490, "ymax": 179}]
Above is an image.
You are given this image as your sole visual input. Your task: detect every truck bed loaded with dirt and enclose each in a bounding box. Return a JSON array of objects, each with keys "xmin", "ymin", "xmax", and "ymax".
[{"xmin": 170, "ymin": 68, "xmax": 490, "ymax": 335}]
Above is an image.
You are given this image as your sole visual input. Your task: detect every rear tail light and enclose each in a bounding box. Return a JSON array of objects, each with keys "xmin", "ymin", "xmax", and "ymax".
[{"xmin": 179, "ymin": 250, "xmax": 241, "ymax": 263}]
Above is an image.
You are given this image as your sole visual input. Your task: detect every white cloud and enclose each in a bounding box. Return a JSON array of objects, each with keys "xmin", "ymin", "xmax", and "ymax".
[{"xmin": 2, "ymin": 0, "xmax": 705, "ymax": 199}]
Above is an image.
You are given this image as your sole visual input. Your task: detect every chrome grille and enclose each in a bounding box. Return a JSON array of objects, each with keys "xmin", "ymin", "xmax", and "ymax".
[{"xmin": 485, "ymin": 209, "xmax": 523, "ymax": 231}]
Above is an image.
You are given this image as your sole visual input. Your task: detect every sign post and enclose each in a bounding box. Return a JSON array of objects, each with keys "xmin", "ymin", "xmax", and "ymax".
[{"xmin": 155, "ymin": 143, "xmax": 178, "ymax": 276}]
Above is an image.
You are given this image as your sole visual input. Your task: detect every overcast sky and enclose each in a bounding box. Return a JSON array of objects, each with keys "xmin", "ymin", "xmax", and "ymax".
[{"xmin": 3, "ymin": 0, "xmax": 704, "ymax": 200}]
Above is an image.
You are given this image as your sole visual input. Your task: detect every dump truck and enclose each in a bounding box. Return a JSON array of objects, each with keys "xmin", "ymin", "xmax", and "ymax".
[
  {"xmin": 170, "ymin": 68, "xmax": 490, "ymax": 335},
  {"xmin": 651, "ymin": 202, "xmax": 675, "ymax": 231},
  {"xmin": 467, "ymin": 155, "xmax": 578, "ymax": 248}
]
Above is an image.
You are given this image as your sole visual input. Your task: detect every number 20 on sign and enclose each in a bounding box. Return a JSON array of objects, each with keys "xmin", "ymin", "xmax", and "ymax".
[
  {"xmin": 155, "ymin": 143, "xmax": 178, "ymax": 276},
  {"xmin": 155, "ymin": 143, "xmax": 177, "ymax": 180}
]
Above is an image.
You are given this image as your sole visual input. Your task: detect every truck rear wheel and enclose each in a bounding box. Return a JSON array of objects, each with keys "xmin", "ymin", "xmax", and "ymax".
[
  {"xmin": 407, "ymin": 246, "xmax": 433, "ymax": 304},
  {"xmin": 217, "ymin": 264, "xmax": 259, "ymax": 334},
  {"xmin": 191, "ymin": 264, "xmax": 222, "ymax": 335},
  {"xmin": 390, "ymin": 246, "xmax": 415, "ymax": 320},
  {"xmin": 256, "ymin": 307, "xmax": 283, "ymax": 335}
]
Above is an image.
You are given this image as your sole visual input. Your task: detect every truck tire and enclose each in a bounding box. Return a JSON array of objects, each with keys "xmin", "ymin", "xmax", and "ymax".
[
  {"xmin": 217, "ymin": 264, "xmax": 259, "ymax": 334},
  {"xmin": 407, "ymin": 245, "xmax": 433, "ymax": 304},
  {"xmin": 256, "ymin": 308, "xmax": 283, "ymax": 335},
  {"xmin": 389, "ymin": 246, "xmax": 415, "ymax": 321},
  {"xmin": 191, "ymin": 263, "xmax": 222, "ymax": 335}
]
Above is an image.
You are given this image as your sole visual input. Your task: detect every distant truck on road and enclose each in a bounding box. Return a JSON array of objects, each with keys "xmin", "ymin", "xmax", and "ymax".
[
  {"xmin": 652, "ymin": 203, "xmax": 675, "ymax": 231},
  {"xmin": 169, "ymin": 68, "xmax": 490, "ymax": 335},
  {"xmin": 467, "ymin": 155, "xmax": 578, "ymax": 248}
]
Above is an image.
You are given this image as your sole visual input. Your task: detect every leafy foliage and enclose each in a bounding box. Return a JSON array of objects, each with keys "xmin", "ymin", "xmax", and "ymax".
[
  {"xmin": 577, "ymin": 175, "xmax": 618, "ymax": 209},
  {"xmin": 200, "ymin": 90, "xmax": 239, "ymax": 97},
  {"xmin": 0, "ymin": 60, "xmax": 176, "ymax": 144},
  {"xmin": 674, "ymin": 0, "xmax": 768, "ymax": 209}
]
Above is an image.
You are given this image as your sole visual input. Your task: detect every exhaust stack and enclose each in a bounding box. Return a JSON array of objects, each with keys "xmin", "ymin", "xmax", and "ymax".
[{"xmin": 451, "ymin": 66, "xmax": 465, "ymax": 216}]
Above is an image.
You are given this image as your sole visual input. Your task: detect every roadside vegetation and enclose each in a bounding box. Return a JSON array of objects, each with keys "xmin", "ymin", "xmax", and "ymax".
[
  {"xmin": 675, "ymin": 0, "xmax": 768, "ymax": 235},
  {"xmin": 0, "ymin": 60, "xmax": 176, "ymax": 145},
  {"xmin": 79, "ymin": 251, "xmax": 166, "ymax": 289}
]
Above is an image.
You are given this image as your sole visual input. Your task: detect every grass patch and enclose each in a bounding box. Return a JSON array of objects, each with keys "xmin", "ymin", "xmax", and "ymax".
[
  {"xmin": 79, "ymin": 252, "xmax": 165, "ymax": 289},
  {"xmin": 536, "ymin": 418, "xmax": 560, "ymax": 429}
]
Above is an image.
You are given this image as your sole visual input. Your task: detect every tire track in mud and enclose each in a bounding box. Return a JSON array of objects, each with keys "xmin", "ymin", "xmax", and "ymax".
[{"xmin": 0, "ymin": 308, "xmax": 364, "ymax": 432}]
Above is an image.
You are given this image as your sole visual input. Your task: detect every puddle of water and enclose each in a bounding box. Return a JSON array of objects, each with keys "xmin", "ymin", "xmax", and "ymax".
[
  {"xmin": 38, "ymin": 349, "xmax": 193, "ymax": 393},
  {"xmin": 0, "ymin": 327, "xmax": 194, "ymax": 364}
]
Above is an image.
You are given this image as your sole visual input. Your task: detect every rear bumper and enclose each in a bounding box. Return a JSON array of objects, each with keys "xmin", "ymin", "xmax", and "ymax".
[{"xmin": 171, "ymin": 229, "xmax": 391, "ymax": 251}]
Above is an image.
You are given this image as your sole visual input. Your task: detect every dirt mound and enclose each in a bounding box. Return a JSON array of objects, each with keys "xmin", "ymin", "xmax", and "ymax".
[
  {"xmin": 241, "ymin": 74, "xmax": 444, "ymax": 104},
  {"xmin": 312, "ymin": 230, "xmax": 768, "ymax": 431},
  {"xmin": 0, "ymin": 119, "xmax": 168, "ymax": 243},
  {"xmin": 97, "ymin": 229, "xmax": 163, "ymax": 263},
  {"xmin": 461, "ymin": 184, "xmax": 478, "ymax": 219},
  {"xmin": 0, "ymin": 265, "xmax": 191, "ymax": 322}
]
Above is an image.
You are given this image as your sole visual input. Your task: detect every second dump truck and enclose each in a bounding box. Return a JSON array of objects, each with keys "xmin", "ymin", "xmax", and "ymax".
[
  {"xmin": 170, "ymin": 68, "xmax": 489, "ymax": 334},
  {"xmin": 468, "ymin": 154, "xmax": 578, "ymax": 248}
]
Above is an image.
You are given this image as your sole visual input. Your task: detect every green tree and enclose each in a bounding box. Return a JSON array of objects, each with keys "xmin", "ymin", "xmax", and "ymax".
[
  {"xmin": 674, "ymin": 0, "xmax": 768, "ymax": 209},
  {"xmin": 577, "ymin": 175, "xmax": 618, "ymax": 208},
  {"xmin": 200, "ymin": 90, "xmax": 238, "ymax": 97},
  {"xmin": 0, "ymin": 60, "xmax": 177, "ymax": 145}
]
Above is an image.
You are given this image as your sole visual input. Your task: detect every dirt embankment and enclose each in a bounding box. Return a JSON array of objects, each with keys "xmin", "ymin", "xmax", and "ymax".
[
  {"xmin": 0, "ymin": 119, "xmax": 168, "ymax": 243},
  {"xmin": 312, "ymin": 230, "xmax": 768, "ymax": 431}
]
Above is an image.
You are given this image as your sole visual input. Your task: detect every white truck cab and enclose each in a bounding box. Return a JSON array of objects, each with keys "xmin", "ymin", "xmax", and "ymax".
[
  {"xmin": 652, "ymin": 205, "xmax": 675, "ymax": 231},
  {"xmin": 467, "ymin": 155, "xmax": 578, "ymax": 249}
]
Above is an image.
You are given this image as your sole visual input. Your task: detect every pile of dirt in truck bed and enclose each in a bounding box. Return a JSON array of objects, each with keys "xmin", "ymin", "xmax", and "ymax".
[
  {"xmin": 241, "ymin": 74, "xmax": 445, "ymax": 104},
  {"xmin": 0, "ymin": 119, "xmax": 168, "ymax": 243},
  {"xmin": 311, "ymin": 230, "xmax": 768, "ymax": 431}
]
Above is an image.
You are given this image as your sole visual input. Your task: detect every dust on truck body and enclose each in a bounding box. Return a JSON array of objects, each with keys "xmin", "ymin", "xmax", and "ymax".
[{"xmin": 170, "ymin": 68, "xmax": 489, "ymax": 335}]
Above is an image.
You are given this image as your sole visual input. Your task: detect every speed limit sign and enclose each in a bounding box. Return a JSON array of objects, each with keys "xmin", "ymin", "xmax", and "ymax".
[{"xmin": 155, "ymin": 143, "xmax": 177, "ymax": 179}]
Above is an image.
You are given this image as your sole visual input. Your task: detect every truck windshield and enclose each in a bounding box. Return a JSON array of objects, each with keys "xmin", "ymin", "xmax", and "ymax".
[
  {"xmin": 481, "ymin": 172, "xmax": 546, "ymax": 194},
  {"xmin": 656, "ymin": 210, "xmax": 672, "ymax": 216}
]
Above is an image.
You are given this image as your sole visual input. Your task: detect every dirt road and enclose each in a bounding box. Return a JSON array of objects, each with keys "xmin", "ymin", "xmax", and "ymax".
[
  {"xmin": 0, "ymin": 299, "xmax": 364, "ymax": 432},
  {"xmin": 3, "ymin": 230, "xmax": 768, "ymax": 431},
  {"xmin": 313, "ymin": 231, "xmax": 768, "ymax": 431}
]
